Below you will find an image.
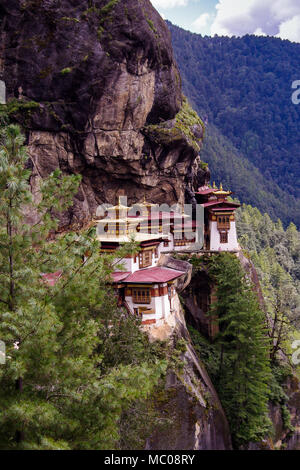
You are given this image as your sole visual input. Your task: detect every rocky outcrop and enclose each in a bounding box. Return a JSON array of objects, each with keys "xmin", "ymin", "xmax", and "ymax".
[
  {"xmin": 236, "ymin": 250, "xmax": 265, "ymax": 309},
  {"xmin": 149, "ymin": 344, "xmax": 232, "ymax": 450},
  {"xmin": 146, "ymin": 292, "xmax": 232, "ymax": 450},
  {"xmin": 1, "ymin": 0, "xmax": 204, "ymax": 228}
]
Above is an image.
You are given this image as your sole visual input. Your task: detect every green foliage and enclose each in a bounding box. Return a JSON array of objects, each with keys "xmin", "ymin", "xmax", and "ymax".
[
  {"xmin": 188, "ymin": 326, "xmax": 221, "ymax": 384},
  {"xmin": 146, "ymin": 19, "xmax": 157, "ymax": 33},
  {"xmin": 81, "ymin": 0, "xmax": 119, "ymax": 39},
  {"xmin": 200, "ymin": 123, "xmax": 300, "ymax": 228},
  {"xmin": 118, "ymin": 380, "xmax": 172, "ymax": 450},
  {"xmin": 144, "ymin": 96, "xmax": 204, "ymax": 152},
  {"xmin": 268, "ymin": 364, "xmax": 294, "ymax": 433},
  {"xmin": 236, "ymin": 204, "xmax": 300, "ymax": 359},
  {"xmin": 207, "ymin": 253, "xmax": 272, "ymax": 448},
  {"xmin": 175, "ymin": 97, "xmax": 205, "ymax": 151},
  {"xmin": 60, "ymin": 17, "xmax": 80, "ymax": 24},
  {"xmin": 169, "ymin": 23, "xmax": 300, "ymax": 227},
  {"xmin": 60, "ymin": 67, "xmax": 72, "ymax": 75},
  {"xmin": 199, "ymin": 161, "xmax": 208, "ymax": 171},
  {"xmin": 0, "ymin": 99, "xmax": 40, "ymax": 127},
  {"xmin": 0, "ymin": 124, "xmax": 166, "ymax": 449},
  {"xmin": 100, "ymin": 0, "xmax": 119, "ymax": 16}
]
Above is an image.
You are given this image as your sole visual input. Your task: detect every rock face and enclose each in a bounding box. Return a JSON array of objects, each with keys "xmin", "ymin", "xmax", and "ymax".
[
  {"xmin": 149, "ymin": 343, "xmax": 232, "ymax": 450},
  {"xmin": 1, "ymin": 0, "xmax": 204, "ymax": 227},
  {"xmin": 146, "ymin": 289, "xmax": 232, "ymax": 450}
]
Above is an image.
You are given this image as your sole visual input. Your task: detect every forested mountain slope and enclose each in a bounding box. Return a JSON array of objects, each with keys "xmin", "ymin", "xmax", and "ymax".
[
  {"xmin": 168, "ymin": 22, "xmax": 300, "ymax": 227},
  {"xmin": 236, "ymin": 205, "xmax": 300, "ymax": 328}
]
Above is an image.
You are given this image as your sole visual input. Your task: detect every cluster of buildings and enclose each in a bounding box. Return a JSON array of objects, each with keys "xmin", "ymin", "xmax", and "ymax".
[{"xmin": 95, "ymin": 184, "xmax": 240, "ymax": 327}]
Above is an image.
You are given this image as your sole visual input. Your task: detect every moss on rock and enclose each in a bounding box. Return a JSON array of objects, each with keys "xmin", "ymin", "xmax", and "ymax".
[{"xmin": 144, "ymin": 96, "xmax": 205, "ymax": 152}]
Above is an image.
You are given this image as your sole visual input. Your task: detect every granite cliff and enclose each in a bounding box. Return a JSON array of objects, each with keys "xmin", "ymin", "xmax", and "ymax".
[{"xmin": 0, "ymin": 0, "xmax": 205, "ymax": 228}]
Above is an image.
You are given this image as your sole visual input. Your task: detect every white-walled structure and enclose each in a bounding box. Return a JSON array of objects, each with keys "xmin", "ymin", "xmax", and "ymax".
[
  {"xmin": 95, "ymin": 197, "xmax": 190, "ymax": 325},
  {"xmin": 96, "ymin": 187, "xmax": 240, "ymax": 327},
  {"xmin": 209, "ymin": 219, "xmax": 239, "ymax": 251},
  {"xmin": 195, "ymin": 183, "xmax": 240, "ymax": 252}
]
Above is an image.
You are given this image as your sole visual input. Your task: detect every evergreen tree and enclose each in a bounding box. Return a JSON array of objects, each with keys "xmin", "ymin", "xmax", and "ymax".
[
  {"xmin": 208, "ymin": 253, "xmax": 271, "ymax": 448},
  {"xmin": 0, "ymin": 124, "xmax": 166, "ymax": 449},
  {"xmin": 236, "ymin": 204, "xmax": 300, "ymax": 333}
]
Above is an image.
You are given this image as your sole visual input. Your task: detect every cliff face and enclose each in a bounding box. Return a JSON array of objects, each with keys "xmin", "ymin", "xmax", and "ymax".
[
  {"xmin": 1, "ymin": 0, "xmax": 204, "ymax": 227},
  {"xmin": 145, "ymin": 277, "xmax": 232, "ymax": 451}
]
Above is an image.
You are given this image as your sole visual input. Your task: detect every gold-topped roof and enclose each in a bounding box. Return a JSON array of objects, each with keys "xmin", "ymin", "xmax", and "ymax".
[
  {"xmin": 180, "ymin": 205, "xmax": 191, "ymax": 218},
  {"xmin": 138, "ymin": 195, "xmax": 158, "ymax": 208},
  {"xmin": 107, "ymin": 196, "xmax": 130, "ymax": 212},
  {"xmin": 212, "ymin": 183, "xmax": 232, "ymax": 197}
]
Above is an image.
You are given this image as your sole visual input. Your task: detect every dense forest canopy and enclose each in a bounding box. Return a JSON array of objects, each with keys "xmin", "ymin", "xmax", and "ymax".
[{"xmin": 168, "ymin": 22, "xmax": 300, "ymax": 228}]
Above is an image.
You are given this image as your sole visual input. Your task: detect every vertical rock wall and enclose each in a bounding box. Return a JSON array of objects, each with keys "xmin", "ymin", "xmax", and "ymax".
[{"xmin": 1, "ymin": 0, "xmax": 204, "ymax": 227}]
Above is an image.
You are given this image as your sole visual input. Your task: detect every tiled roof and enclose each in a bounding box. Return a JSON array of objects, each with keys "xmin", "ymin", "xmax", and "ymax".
[
  {"xmin": 195, "ymin": 188, "xmax": 215, "ymax": 195},
  {"xmin": 111, "ymin": 272, "xmax": 131, "ymax": 283},
  {"xmin": 202, "ymin": 200, "xmax": 222, "ymax": 208},
  {"xmin": 202, "ymin": 200, "xmax": 240, "ymax": 208},
  {"xmin": 122, "ymin": 267, "xmax": 185, "ymax": 284}
]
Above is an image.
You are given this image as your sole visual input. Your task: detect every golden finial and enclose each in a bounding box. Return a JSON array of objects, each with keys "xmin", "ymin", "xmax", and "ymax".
[
  {"xmin": 220, "ymin": 183, "xmax": 223, "ymax": 191},
  {"xmin": 213, "ymin": 181, "xmax": 217, "ymax": 189}
]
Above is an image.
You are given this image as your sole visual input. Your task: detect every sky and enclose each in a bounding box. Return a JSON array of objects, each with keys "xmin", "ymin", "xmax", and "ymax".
[{"xmin": 150, "ymin": 0, "xmax": 300, "ymax": 42}]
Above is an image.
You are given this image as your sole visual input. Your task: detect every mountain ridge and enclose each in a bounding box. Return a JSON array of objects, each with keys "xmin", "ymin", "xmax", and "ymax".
[{"xmin": 168, "ymin": 21, "xmax": 300, "ymax": 228}]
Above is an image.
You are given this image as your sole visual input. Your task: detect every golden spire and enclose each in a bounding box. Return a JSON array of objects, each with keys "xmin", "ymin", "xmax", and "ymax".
[
  {"xmin": 213, "ymin": 181, "xmax": 217, "ymax": 189},
  {"xmin": 139, "ymin": 196, "xmax": 157, "ymax": 208},
  {"xmin": 212, "ymin": 182, "xmax": 232, "ymax": 197},
  {"xmin": 107, "ymin": 196, "xmax": 130, "ymax": 220}
]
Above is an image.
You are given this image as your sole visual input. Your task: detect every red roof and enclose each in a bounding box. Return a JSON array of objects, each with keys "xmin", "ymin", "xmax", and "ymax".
[
  {"xmin": 211, "ymin": 207, "xmax": 238, "ymax": 212},
  {"xmin": 111, "ymin": 272, "xmax": 131, "ymax": 283},
  {"xmin": 202, "ymin": 200, "xmax": 221, "ymax": 208},
  {"xmin": 140, "ymin": 240, "xmax": 162, "ymax": 247},
  {"xmin": 41, "ymin": 271, "xmax": 62, "ymax": 286},
  {"xmin": 202, "ymin": 200, "xmax": 240, "ymax": 208},
  {"xmin": 122, "ymin": 267, "xmax": 185, "ymax": 284},
  {"xmin": 195, "ymin": 188, "xmax": 215, "ymax": 195}
]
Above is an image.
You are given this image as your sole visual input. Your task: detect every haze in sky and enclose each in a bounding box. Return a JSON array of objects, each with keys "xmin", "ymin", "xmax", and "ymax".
[{"xmin": 150, "ymin": 0, "xmax": 300, "ymax": 42}]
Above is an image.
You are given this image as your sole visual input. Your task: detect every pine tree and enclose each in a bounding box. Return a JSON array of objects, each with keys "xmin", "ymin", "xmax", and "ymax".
[
  {"xmin": 208, "ymin": 253, "xmax": 272, "ymax": 448},
  {"xmin": 0, "ymin": 125, "xmax": 166, "ymax": 449}
]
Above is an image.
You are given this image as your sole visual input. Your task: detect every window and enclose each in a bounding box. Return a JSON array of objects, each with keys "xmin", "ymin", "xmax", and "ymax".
[
  {"xmin": 220, "ymin": 232, "xmax": 228, "ymax": 244},
  {"xmin": 139, "ymin": 250, "xmax": 152, "ymax": 268},
  {"xmin": 132, "ymin": 288, "xmax": 151, "ymax": 304},
  {"xmin": 163, "ymin": 241, "xmax": 169, "ymax": 247},
  {"xmin": 217, "ymin": 216, "xmax": 230, "ymax": 230}
]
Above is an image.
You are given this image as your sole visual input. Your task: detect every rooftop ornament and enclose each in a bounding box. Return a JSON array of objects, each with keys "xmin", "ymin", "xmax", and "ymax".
[{"xmin": 212, "ymin": 183, "xmax": 232, "ymax": 198}]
